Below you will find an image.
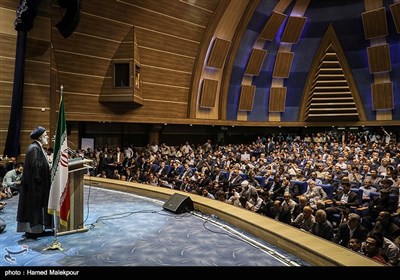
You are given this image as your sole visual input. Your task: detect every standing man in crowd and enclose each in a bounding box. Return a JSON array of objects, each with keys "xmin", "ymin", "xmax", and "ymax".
[{"xmin": 17, "ymin": 126, "xmax": 53, "ymax": 239}]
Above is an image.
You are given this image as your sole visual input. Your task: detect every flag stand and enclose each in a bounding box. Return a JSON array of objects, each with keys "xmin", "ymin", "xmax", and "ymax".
[{"xmin": 43, "ymin": 215, "xmax": 63, "ymax": 251}]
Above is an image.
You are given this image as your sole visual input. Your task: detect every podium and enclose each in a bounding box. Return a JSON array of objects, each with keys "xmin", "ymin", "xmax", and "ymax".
[{"xmin": 57, "ymin": 158, "xmax": 92, "ymax": 236}]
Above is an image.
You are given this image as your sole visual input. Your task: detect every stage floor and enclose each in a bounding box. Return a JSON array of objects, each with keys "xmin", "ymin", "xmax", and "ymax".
[{"xmin": 0, "ymin": 186, "xmax": 309, "ymax": 267}]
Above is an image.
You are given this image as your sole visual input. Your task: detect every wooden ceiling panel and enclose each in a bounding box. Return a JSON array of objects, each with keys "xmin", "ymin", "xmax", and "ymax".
[
  {"xmin": 200, "ymin": 79, "xmax": 218, "ymax": 108},
  {"xmin": 372, "ymin": 82, "xmax": 393, "ymax": 110},
  {"xmin": 245, "ymin": 48, "xmax": 267, "ymax": 76},
  {"xmin": 281, "ymin": 16, "xmax": 306, "ymax": 44},
  {"xmin": 367, "ymin": 44, "xmax": 391, "ymax": 73},
  {"xmin": 272, "ymin": 51, "xmax": 294, "ymax": 78},
  {"xmin": 207, "ymin": 38, "xmax": 230, "ymax": 68},
  {"xmin": 239, "ymin": 85, "xmax": 255, "ymax": 111},
  {"xmin": 362, "ymin": 7, "xmax": 388, "ymax": 39},
  {"xmin": 269, "ymin": 87, "xmax": 287, "ymax": 112},
  {"xmin": 260, "ymin": 11, "xmax": 287, "ymax": 41}
]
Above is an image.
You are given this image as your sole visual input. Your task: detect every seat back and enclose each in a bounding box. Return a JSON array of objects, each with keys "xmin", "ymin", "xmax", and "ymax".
[{"xmin": 319, "ymin": 184, "xmax": 334, "ymax": 199}]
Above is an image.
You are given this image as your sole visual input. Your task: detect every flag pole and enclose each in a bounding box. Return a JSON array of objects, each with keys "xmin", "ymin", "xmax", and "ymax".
[{"xmin": 44, "ymin": 85, "xmax": 64, "ymax": 251}]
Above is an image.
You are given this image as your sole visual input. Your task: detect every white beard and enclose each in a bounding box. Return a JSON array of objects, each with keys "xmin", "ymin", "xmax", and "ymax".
[{"xmin": 40, "ymin": 135, "xmax": 48, "ymax": 145}]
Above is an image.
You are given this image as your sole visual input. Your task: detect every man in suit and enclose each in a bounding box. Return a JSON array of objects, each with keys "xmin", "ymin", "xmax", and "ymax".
[
  {"xmin": 332, "ymin": 213, "xmax": 368, "ymax": 247},
  {"xmin": 325, "ymin": 181, "xmax": 360, "ymax": 223}
]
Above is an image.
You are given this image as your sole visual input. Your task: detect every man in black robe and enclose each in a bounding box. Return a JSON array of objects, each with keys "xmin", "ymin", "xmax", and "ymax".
[{"xmin": 17, "ymin": 126, "xmax": 52, "ymax": 239}]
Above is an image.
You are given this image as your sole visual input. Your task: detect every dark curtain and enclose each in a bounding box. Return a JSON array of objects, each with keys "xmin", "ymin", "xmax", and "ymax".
[{"xmin": 3, "ymin": 0, "xmax": 41, "ymax": 157}]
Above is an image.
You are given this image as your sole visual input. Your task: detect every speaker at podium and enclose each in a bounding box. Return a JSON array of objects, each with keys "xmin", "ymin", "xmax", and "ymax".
[{"xmin": 163, "ymin": 193, "xmax": 194, "ymax": 214}]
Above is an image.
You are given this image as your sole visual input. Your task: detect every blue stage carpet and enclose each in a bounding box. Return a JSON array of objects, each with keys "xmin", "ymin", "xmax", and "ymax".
[{"xmin": 0, "ymin": 186, "xmax": 309, "ymax": 267}]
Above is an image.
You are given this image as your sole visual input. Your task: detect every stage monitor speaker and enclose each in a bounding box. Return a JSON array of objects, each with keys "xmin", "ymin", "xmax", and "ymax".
[
  {"xmin": 56, "ymin": 0, "xmax": 81, "ymax": 38},
  {"xmin": 163, "ymin": 193, "xmax": 194, "ymax": 214}
]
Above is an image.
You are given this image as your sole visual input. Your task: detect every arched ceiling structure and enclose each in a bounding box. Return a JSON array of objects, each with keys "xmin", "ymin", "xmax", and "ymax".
[{"xmin": 49, "ymin": 0, "xmax": 400, "ymax": 126}]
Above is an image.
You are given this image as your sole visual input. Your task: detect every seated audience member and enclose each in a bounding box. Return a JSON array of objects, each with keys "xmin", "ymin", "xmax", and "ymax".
[
  {"xmin": 324, "ymin": 181, "xmax": 359, "ymax": 222},
  {"xmin": 322, "ymin": 173, "xmax": 339, "ymax": 193},
  {"xmin": 2, "ymin": 162, "xmax": 23, "ymax": 196},
  {"xmin": 245, "ymin": 192, "xmax": 263, "ymax": 212},
  {"xmin": 373, "ymin": 211, "xmax": 400, "ymax": 243},
  {"xmin": 271, "ymin": 200, "xmax": 291, "ymax": 224},
  {"xmin": 227, "ymin": 187, "xmax": 242, "ymax": 208},
  {"xmin": 239, "ymin": 180, "xmax": 257, "ymax": 201},
  {"xmin": 265, "ymin": 175, "xmax": 285, "ymax": 200},
  {"xmin": 359, "ymin": 178, "xmax": 377, "ymax": 206},
  {"xmin": 348, "ymin": 238, "xmax": 363, "ymax": 254},
  {"xmin": 202, "ymin": 188, "xmax": 215, "ymax": 199},
  {"xmin": 363, "ymin": 232, "xmax": 388, "ymax": 265},
  {"xmin": 332, "ymin": 213, "xmax": 368, "ymax": 247},
  {"xmin": 368, "ymin": 229, "xmax": 400, "ymax": 266},
  {"xmin": 292, "ymin": 195, "xmax": 309, "ymax": 219},
  {"xmin": 366, "ymin": 169, "xmax": 382, "ymax": 187},
  {"xmin": 303, "ymin": 180, "xmax": 327, "ymax": 209},
  {"xmin": 256, "ymin": 191, "xmax": 274, "ymax": 218},
  {"xmin": 310, "ymin": 209, "xmax": 334, "ymax": 241},
  {"xmin": 282, "ymin": 192, "xmax": 297, "ymax": 221},
  {"xmin": 365, "ymin": 189, "xmax": 397, "ymax": 228},
  {"xmin": 291, "ymin": 206, "xmax": 315, "ymax": 231}
]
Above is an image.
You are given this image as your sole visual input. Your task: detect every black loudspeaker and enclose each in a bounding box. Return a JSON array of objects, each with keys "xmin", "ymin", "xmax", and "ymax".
[
  {"xmin": 56, "ymin": 0, "xmax": 81, "ymax": 38},
  {"xmin": 163, "ymin": 193, "xmax": 194, "ymax": 214}
]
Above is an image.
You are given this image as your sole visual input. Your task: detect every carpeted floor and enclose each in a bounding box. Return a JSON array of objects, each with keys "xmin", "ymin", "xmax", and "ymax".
[{"xmin": 0, "ymin": 186, "xmax": 309, "ymax": 267}]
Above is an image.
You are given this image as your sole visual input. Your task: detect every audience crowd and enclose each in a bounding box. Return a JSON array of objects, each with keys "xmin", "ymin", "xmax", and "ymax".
[{"xmin": 2, "ymin": 127, "xmax": 400, "ymax": 265}]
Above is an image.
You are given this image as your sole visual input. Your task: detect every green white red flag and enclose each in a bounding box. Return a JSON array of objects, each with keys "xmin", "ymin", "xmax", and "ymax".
[{"xmin": 48, "ymin": 93, "xmax": 70, "ymax": 227}]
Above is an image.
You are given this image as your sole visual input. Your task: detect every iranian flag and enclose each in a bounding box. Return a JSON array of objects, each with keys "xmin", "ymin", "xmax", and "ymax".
[{"xmin": 48, "ymin": 93, "xmax": 70, "ymax": 227}]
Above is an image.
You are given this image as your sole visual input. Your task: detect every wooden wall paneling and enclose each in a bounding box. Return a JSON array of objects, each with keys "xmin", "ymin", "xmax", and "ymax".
[
  {"xmin": 367, "ymin": 44, "xmax": 391, "ymax": 73},
  {"xmin": 24, "ymin": 60, "xmax": 50, "ymax": 85},
  {"xmin": 390, "ymin": 2, "xmax": 400, "ymax": 33},
  {"xmin": 56, "ymin": 52, "xmax": 110, "ymax": 77},
  {"xmin": 362, "ymin": 7, "xmax": 388, "ymax": 39},
  {"xmin": 206, "ymin": 38, "xmax": 231, "ymax": 68},
  {"xmin": 281, "ymin": 16, "xmax": 307, "ymax": 44},
  {"xmin": 0, "ymin": 82, "xmax": 13, "ymax": 106},
  {"xmin": 133, "ymin": 27, "xmax": 143, "ymax": 105},
  {"xmin": 113, "ymin": 43, "xmax": 134, "ymax": 60},
  {"xmin": 371, "ymin": 82, "xmax": 393, "ymax": 110},
  {"xmin": 130, "ymin": 8, "xmax": 204, "ymax": 42},
  {"xmin": 200, "ymin": 79, "xmax": 218, "ymax": 108},
  {"xmin": 272, "ymin": 51, "xmax": 294, "ymax": 78},
  {"xmin": 142, "ymin": 83, "xmax": 189, "ymax": 103},
  {"xmin": 25, "ymin": 38, "xmax": 51, "ymax": 63},
  {"xmin": 179, "ymin": 0, "xmax": 219, "ymax": 11},
  {"xmin": 135, "ymin": 28, "xmax": 199, "ymax": 58},
  {"xmin": 0, "ymin": 34, "xmax": 16, "ymax": 55},
  {"xmin": 66, "ymin": 94, "xmax": 188, "ymax": 120},
  {"xmin": 0, "ymin": 7, "xmax": 17, "ymax": 34},
  {"xmin": 119, "ymin": 0, "xmax": 213, "ymax": 27},
  {"xmin": 259, "ymin": 11, "xmax": 287, "ymax": 41},
  {"xmin": 245, "ymin": 48, "xmax": 267, "ymax": 76},
  {"xmin": 21, "ymin": 109, "xmax": 50, "ymax": 130},
  {"xmin": 0, "ymin": 0, "xmax": 19, "ymax": 10},
  {"xmin": 269, "ymin": 87, "xmax": 287, "ymax": 112},
  {"xmin": 59, "ymin": 73, "xmax": 104, "ymax": 94},
  {"xmin": 0, "ymin": 58, "xmax": 15, "ymax": 81},
  {"xmin": 23, "ymin": 84, "xmax": 51, "ymax": 107},
  {"xmin": 141, "ymin": 65, "xmax": 191, "ymax": 87},
  {"xmin": 139, "ymin": 48, "xmax": 195, "ymax": 73},
  {"xmin": 238, "ymin": 85, "xmax": 256, "ymax": 111},
  {"xmin": 0, "ymin": 108, "xmax": 11, "ymax": 128},
  {"xmin": 53, "ymin": 33, "xmax": 118, "ymax": 58},
  {"xmin": 52, "ymin": 9, "xmax": 130, "ymax": 42}
]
